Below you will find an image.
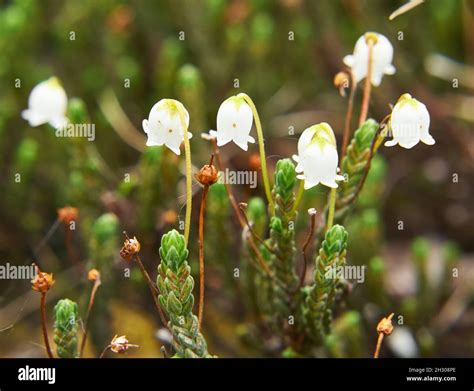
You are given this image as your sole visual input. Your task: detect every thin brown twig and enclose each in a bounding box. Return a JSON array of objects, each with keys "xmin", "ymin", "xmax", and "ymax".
[
  {"xmin": 134, "ymin": 253, "xmax": 168, "ymax": 329},
  {"xmin": 197, "ymin": 185, "xmax": 209, "ymax": 328},
  {"xmin": 340, "ymin": 72, "xmax": 357, "ymax": 162},
  {"xmin": 40, "ymin": 293, "xmax": 54, "ymax": 359},
  {"xmin": 373, "ymin": 333, "xmax": 384, "ymax": 358},
  {"xmin": 210, "ymin": 139, "xmax": 274, "ymax": 280},
  {"xmin": 297, "ymin": 209, "xmax": 317, "ymax": 290},
  {"xmin": 238, "ymin": 202, "xmax": 274, "ymax": 255},
  {"xmin": 99, "ymin": 344, "xmax": 111, "ymax": 359},
  {"xmin": 80, "ymin": 277, "xmax": 101, "ymax": 357},
  {"xmin": 211, "ymin": 139, "xmax": 246, "ymax": 228},
  {"xmin": 247, "ymin": 236, "xmax": 274, "ymax": 279},
  {"xmin": 196, "ymin": 154, "xmax": 217, "ymax": 328}
]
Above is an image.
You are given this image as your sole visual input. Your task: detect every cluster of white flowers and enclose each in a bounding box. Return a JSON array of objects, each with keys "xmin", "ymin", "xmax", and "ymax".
[
  {"xmin": 22, "ymin": 30, "xmax": 435, "ymax": 192},
  {"xmin": 141, "ymin": 94, "xmax": 256, "ymax": 155}
]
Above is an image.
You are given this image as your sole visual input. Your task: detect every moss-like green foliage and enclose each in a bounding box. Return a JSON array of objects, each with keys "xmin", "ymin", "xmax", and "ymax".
[
  {"xmin": 336, "ymin": 119, "xmax": 379, "ymax": 221},
  {"xmin": 157, "ymin": 230, "xmax": 212, "ymax": 358},
  {"xmin": 269, "ymin": 159, "xmax": 298, "ymax": 327},
  {"xmin": 54, "ymin": 299, "xmax": 79, "ymax": 358},
  {"xmin": 304, "ymin": 224, "xmax": 348, "ymax": 343}
]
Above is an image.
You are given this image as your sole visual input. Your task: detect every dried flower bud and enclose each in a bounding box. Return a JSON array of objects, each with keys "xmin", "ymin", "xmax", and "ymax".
[
  {"xmin": 120, "ymin": 235, "xmax": 141, "ymax": 261},
  {"xmin": 377, "ymin": 313, "xmax": 394, "ymax": 336},
  {"xmin": 334, "ymin": 71, "xmax": 350, "ymax": 96},
  {"xmin": 88, "ymin": 268, "xmax": 101, "ymax": 282},
  {"xmin": 110, "ymin": 335, "xmax": 139, "ymax": 354},
  {"xmin": 57, "ymin": 206, "xmax": 78, "ymax": 225},
  {"xmin": 31, "ymin": 269, "xmax": 55, "ymax": 293},
  {"xmin": 195, "ymin": 163, "xmax": 218, "ymax": 186},
  {"xmin": 249, "ymin": 153, "xmax": 261, "ymax": 171}
]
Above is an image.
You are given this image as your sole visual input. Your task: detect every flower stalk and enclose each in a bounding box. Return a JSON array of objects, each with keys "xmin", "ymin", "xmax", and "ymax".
[
  {"xmin": 31, "ymin": 265, "xmax": 55, "ymax": 359},
  {"xmin": 80, "ymin": 269, "xmax": 101, "ymax": 357},
  {"xmin": 326, "ymin": 187, "xmax": 337, "ymax": 231},
  {"xmin": 237, "ymin": 93, "xmax": 274, "ymax": 214},
  {"xmin": 120, "ymin": 232, "xmax": 168, "ymax": 329},
  {"xmin": 358, "ymin": 35, "xmax": 376, "ymax": 126},
  {"xmin": 340, "ymin": 72, "xmax": 357, "ymax": 161},
  {"xmin": 194, "ymin": 155, "xmax": 219, "ymax": 328},
  {"xmin": 178, "ymin": 107, "xmax": 193, "ymax": 244}
]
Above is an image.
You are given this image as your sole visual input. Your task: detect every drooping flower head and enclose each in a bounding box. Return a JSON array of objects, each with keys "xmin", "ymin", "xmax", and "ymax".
[
  {"xmin": 142, "ymin": 99, "xmax": 192, "ymax": 155},
  {"xmin": 22, "ymin": 77, "xmax": 68, "ymax": 129},
  {"xmin": 343, "ymin": 32, "xmax": 396, "ymax": 86},
  {"xmin": 385, "ymin": 93, "xmax": 435, "ymax": 149},
  {"xmin": 210, "ymin": 95, "xmax": 255, "ymax": 151},
  {"xmin": 292, "ymin": 122, "xmax": 344, "ymax": 189}
]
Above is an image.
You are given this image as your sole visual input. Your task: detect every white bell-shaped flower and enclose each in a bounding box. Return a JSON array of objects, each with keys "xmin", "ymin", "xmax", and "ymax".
[
  {"xmin": 22, "ymin": 77, "xmax": 68, "ymax": 129},
  {"xmin": 292, "ymin": 123, "xmax": 344, "ymax": 189},
  {"xmin": 210, "ymin": 95, "xmax": 255, "ymax": 151},
  {"xmin": 142, "ymin": 99, "xmax": 192, "ymax": 155},
  {"xmin": 385, "ymin": 93, "xmax": 435, "ymax": 149},
  {"xmin": 343, "ymin": 32, "xmax": 396, "ymax": 86}
]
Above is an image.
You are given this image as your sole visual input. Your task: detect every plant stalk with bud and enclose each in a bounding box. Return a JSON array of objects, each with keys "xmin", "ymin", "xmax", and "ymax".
[
  {"xmin": 31, "ymin": 265, "xmax": 55, "ymax": 358},
  {"xmin": 194, "ymin": 155, "xmax": 219, "ymax": 327}
]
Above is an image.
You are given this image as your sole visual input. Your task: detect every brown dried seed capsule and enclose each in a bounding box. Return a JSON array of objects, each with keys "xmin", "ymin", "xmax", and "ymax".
[
  {"xmin": 195, "ymin": 163, "xmax": 219, "ymax": 186},
  {"xmin": 110, "ymin": 335, "xmax": 139, "ymax": 354},
  {"xmin": 88, "ymin": 268, "xmax": 101, "ymax": 282},
  {"xmin": 120, "ymin": 236, "xmax": 141, "ymax": 261},
  {"xmin": 31, "ymin": 270, "xmax": 55, "ymax": 293},
  {"xmin": 57, "ymin": 206, "xmax": 78, "ymax": 225},
  {"xmin": 377, "ymin": 312, "xmax": 394, "ymax": 336}
]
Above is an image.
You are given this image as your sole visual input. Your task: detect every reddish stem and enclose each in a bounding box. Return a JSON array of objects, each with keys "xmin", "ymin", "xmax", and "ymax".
[{"xmin": 40, "ymin": 293, "xmax": 54, "ymax": 359}]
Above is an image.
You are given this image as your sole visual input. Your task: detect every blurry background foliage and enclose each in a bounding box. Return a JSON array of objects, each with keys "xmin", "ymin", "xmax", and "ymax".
[{"xmin": 0, "ymin": 0, "xmax": 473, "ymax": 357}]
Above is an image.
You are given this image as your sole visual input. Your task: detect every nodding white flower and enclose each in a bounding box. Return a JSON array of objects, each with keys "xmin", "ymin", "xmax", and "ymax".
[
  {"xmin": 210, "ymin": 95, "xmax": 255, "ymax": 151},
  {"xmin": 343, "ymin": 32, "xmax": 396, "ymax": 86},
  {"xmin": 142, "ymin": 99, "xmax": 192, "ymax": 155},
  {"xmin": 292, "ymin": 123, "xmax": 344, "ymax": 190},
  {"xmin": 385, "ymin": 93, "xmax": 435, "ymax": 149},
  {"xmin": 22, "ymin": 77, "xmax": 68, "ymax": 129}
]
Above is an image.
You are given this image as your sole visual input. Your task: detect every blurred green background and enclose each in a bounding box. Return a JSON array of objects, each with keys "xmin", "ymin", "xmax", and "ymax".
[{"xmin": 0, "ymin": 0, "xmax": 473, "ymax": 357}]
